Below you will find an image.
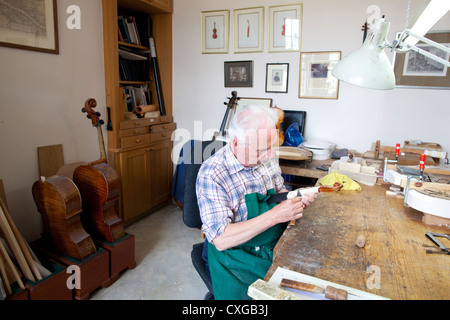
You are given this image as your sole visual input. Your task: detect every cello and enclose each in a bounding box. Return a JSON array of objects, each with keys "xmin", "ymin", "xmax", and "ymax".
[
  {"xmin": 32, "ymin": 175, "xmax": 97, "ymax": 260},
  {"xmin": 73, "ymin": 99, "xmax": 125, "ymax": 243}
]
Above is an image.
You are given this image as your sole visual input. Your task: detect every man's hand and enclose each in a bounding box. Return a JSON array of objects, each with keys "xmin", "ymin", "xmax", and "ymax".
[{"xmin": 270, "ymin": 192, "xmax": 317, "ymax": 224}]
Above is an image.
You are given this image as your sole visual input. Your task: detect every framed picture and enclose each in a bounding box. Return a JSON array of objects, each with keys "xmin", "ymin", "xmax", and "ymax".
[
  {"xmin": 0, "ymin": 0, "xmax": 59, "ymax": 54},
  {"xmin": 266, "ymin": 63, "xmax": 289, "ymax": 93},
  {"xmin": 234, "ymin": 97, "xmax": 273, "ymax": 114},
  {"xmin": 233, "ymin": 7, "xmax": 264, "ymax": 53},
  {"xmin": 224, "ymin": 61, "xmax": 253, "ymax": 87},
  {"xmin": 299, "ymin": 51, "xmax": 341, "ymax": 99},
  {"xmin": 201, "ymin": 10, "xmax": 229, "ymax": 54},
  {"xmin": 393, "ymin": 31, "xmax": 450, "ymax": 89},
  {"xmin": 268, "ymin": 4, "xmax": 302, "ymax": 52}
]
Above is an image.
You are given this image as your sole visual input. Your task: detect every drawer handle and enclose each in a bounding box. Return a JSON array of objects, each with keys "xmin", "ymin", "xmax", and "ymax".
[
  {"xmin": 135, "ymin": 139, "xmax": 141, "ymax": 143},
  {"xmin": 161, "ymin": 134, "xmax": 167, "ymax": 137},
  {"xmin": 146, "ymin": 147, "xmax": 155, "ymax": 151},
  {"xmin": 134, "ymin": 130, "xmax": 140, "ymax": 134},
  {"xmin": 134, "ymin": 122, "xmax": 140, "ymax": 126}
]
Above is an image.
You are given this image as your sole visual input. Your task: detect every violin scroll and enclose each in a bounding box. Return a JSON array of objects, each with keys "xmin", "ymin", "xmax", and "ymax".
[{"xmin": 82, "ymin": 98, "xmax": 104, "ymax": 127}]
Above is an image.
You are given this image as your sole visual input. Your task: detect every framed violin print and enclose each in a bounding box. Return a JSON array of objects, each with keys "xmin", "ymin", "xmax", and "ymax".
[
  {"xmin": 0, "ymin": 0, "xmax": 59, "ymax": 54},
  {"xmin": 233, "ymin": 7, "xmax": 264, "ymax": 53},
  {"xmin": 268, "ymin": 4, "xmax": 302, "ymax": 53},
  {"xmin": 201, "ymin": 10, "xmax": 229, "ymax": 54}
]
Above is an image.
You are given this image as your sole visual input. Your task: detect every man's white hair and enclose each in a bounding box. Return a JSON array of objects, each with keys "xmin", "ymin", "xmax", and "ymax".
[{"xmin": 228, "ymin": 104, "xmax": 278, "ymax": 145}]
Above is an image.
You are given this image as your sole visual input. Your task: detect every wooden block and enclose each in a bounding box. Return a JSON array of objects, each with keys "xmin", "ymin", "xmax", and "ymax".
[
  {"xmin": 5, "ymin": 283, "xmax": 29, "ymax": 300},
  {"xmin": 0, "ymin": 179, "xmax": 7, "ymax": 209},
  {"xmin": 30, "ymin": 239, "xmax": 109, "ymax": 300},
  {"xmin": 37, "ymin": 144, "xmax": 65, "ymax": 178},
  {"xmin": 422, "ymin": 213, "xmax": 450, "ymax": 227},
  {"xmin": 25, "ymin": 260, "xmax": 72, "ymax": 300},
  {"xmin": 94, "ymin": 233, "xmax": 136, "ymax": 286},
  {"xmin": 339, "ymin": 162, "xmax": 361, "ymax": 173}
]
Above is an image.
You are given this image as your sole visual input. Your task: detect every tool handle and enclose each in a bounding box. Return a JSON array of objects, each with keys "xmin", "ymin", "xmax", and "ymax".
[{"xmin": 280, "ymin": 278, "xmax": 323, "ymax": 294}]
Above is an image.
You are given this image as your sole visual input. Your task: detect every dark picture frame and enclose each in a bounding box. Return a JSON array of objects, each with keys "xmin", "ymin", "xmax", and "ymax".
[
  {"xmin": 224, "ymin": 60, "xmax": 253, "ymax": 87},
  {"xmin": 0, "ymin": 0, "xmax": 59, "ymax": 54},
  {"xmin": 393, "ymin": 31, "xmax": 450, "ymax": 89},
  {"xmin": 265, "ymin": 63, "xmax": 289, "ymax": 93}
]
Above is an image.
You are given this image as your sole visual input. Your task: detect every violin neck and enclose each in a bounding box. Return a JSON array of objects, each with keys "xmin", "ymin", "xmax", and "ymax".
[{"xmin": 90, "ymin": 125, "xmax": 107, "ymax": 165}]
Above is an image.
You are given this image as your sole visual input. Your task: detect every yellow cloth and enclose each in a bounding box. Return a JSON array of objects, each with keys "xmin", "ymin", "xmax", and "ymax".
[{"xmin": 318, "ymin": 172, "xmax": 361, "ymax": 190}]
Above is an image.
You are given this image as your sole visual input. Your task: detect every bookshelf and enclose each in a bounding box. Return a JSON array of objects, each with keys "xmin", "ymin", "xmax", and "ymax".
[{"xmin": 102, "ymin": 0, "xmax": 174, "ymax": 223}]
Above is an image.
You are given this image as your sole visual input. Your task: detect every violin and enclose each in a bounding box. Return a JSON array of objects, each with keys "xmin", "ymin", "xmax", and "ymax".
[
  {"xmin": 212, "ymin": 22, "xmax": 218, "ymax": 39},
  {"xmin": 271, "ymin": 106, "xmax": 284, "ymax": 146},
  {"xmin": 73, "ymin": 99, "xmax": 125, "ymax": 243}
]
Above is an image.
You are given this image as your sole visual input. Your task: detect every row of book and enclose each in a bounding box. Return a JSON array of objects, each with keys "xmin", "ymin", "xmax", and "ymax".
[
  {"xmin": 119, "ymin": 53, "xmax": 150, "ymax": 82},
  {"xmin": 122, "ymin": 85, "xmax": 152, "ymax": 113},
  {"xmin": 118, "ymin": 14, "xmax": 151, "ymax": 48}
]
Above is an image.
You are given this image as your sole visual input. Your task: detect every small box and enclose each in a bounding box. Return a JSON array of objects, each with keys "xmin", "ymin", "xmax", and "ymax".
[
  {"xmin": 25, "ymin": 260, "xmax": 72, "ymax": 300},
  {"xmin": 94, "ymin": 233, "xmax": 136, "ymax": 286}
]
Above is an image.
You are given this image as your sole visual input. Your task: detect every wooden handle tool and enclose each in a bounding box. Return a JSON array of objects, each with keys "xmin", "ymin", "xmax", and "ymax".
[{"xmin": 280, "ymin": 278, "xmax": 348, "ymax": 300}]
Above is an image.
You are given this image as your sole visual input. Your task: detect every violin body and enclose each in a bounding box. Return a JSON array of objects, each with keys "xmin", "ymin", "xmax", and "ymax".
[
  {"xmin": 32, "ymin": 176, "xmax": 97, "ymax": 261},
  {"xmin": 73, "ymin": 163, "xmax": 125, "ymax": 243}
]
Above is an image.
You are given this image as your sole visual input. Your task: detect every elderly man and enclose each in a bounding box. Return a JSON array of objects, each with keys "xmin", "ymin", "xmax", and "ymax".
[{"xmin": 196, "ymin": 105, "xmax": 316, "ymax": 300}]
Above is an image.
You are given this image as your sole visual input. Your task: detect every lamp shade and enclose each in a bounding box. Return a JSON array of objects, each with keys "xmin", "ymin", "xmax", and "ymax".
[{"xmin": 332, "ymin": 19, "xmax": 395, "ymax": 90}]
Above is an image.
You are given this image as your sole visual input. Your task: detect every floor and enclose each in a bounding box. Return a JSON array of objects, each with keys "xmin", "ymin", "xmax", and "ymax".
[{"xmin": 90, "ymin": 204, "xmax": 208, "ymax": 300}]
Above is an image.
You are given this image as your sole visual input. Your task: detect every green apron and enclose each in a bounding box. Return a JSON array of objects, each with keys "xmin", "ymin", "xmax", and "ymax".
[{"xmin": 208, "ymin": 188, "xmax": 285, "ymax": 300}]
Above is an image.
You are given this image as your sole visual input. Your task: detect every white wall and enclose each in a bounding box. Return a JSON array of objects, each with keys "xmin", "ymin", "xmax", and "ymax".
[
  {"xmin": 172, "ymin": 0, "xmax": 450, "ymax": 159},
  {"xmin": 0, "ymin": 0, "xmax": 106, "ymax": 240}
]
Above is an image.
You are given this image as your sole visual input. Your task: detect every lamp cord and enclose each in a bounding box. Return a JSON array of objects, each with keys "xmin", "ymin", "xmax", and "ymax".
[{"xmin": 405, "ymin": 0, "xmax": 412, "ymax": 29}]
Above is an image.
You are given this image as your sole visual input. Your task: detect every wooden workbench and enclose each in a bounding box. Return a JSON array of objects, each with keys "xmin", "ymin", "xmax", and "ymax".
[
  {"xmin": 264, "ymin": 183, "xmax": 450, "ymax": 300},
  {"xmin": 279, "ymin": 159, "xmax": 333, "ymax": 180}
]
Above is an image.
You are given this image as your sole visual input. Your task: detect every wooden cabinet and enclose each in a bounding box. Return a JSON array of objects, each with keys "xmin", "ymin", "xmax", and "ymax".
[{"xmin": 102, "ymin": 0, "xmax": 174, "ymax": 223}]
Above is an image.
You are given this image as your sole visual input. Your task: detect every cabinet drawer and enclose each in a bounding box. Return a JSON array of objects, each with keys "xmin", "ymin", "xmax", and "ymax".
[
  {"xmin": 150, "ymin": 130, "xmax": 173, "ymax": 143},
  {"xmin": 148, "ymin": 115, "xmax": 173, "ymax": 125},
  {"xmin": 150, "ymin": 122, "xmax": 176, "ymax": 134},
  {"xmin": 120, "ymin": 119, "xmax": 150, "ymax": 130},
  {"xmin": 119, "ymin": 126, "xmax": 149, "ymax": 138},
  {"xmin": 121, "ymin": 134, "xmax": 151, "ymax": 149}
]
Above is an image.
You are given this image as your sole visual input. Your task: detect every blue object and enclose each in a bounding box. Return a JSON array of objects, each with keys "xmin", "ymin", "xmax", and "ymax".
[{"xmin": 282, "ymin": 122, "xmax": 304, "ymax": 147}]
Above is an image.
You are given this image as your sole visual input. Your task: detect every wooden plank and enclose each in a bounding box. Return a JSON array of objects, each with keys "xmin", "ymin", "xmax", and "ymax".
[
  {"xmin": 266, "ymin": 184, "xmax": 450, "ymax": 300},
  {"xmin": 0, "ymin": 241, "xmax": 24, "ymax": 289},
  {"xmin": 0, "ymin": 204, "xmax": 35, "ymax": 281},
  {"xmin": 0, "ymin": 179, "xmax": 7, "ymax": 209},
  {"xmin": 0, "ymin": 251, "xmax": 12, "ymax": 295},
  {"xmin": 0, "ymin": 198, "xmax": 42, "ymax": 281},
  {"xmin": 37, "ymin": 144, "xmax": 64, "ymax": 178}
]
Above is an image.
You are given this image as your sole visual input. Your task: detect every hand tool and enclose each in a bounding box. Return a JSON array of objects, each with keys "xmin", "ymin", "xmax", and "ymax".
[
  {"xmin": 280, "ymin": 278, "xmax": 348, "ymax": 300},
  {"xmin": 425, "ymin": 232, "xmax": 450, "ymax": 255}
]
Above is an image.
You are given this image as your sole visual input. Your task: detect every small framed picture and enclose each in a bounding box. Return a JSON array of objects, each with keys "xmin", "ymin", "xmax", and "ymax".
[
  {"xmin": 233, "ymin": 7, "xmax": 264, "ymax": 53},
  {"xmin": 201, "ymin": 10, "xmax": 229, "ymax": 54},
  {"xmin": 234, "ymin": 97, "xmax": 273, "ymax": 115},
  {"xmin": 299, "ymin": 51, "xmax": 341, "ymax": 99},
  {"xmin": 266, "ymin": 63, "xmax": 289, "ymax": 93},
  {"xmin": 0, "ymin": 0, "xmax": 59, "ymax": 54},
  {"xmin": 224, "ymin": 60, "xmax": 253, "ymax": 87},
  {"xmin": 268, "ymin": 4, "xmax": 302, "ymax": 52}
]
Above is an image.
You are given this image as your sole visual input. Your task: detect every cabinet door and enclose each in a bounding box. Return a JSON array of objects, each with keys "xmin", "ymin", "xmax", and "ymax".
[
  {"xmin": 147, "ymin": 140, "xmax": 172, "ymax": 206},
  {"xmin": 118, "ymin": 148, "xmax": 152, "ymax": 222}
]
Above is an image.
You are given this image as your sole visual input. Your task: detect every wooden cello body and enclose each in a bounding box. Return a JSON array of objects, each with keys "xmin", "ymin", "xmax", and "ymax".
[
  {"xmin": 73, "ymin": 98, "xmax": 125, "ymax": 243},
  {"xmin": 73, "ymin": 163, "xmax": 125, "ymax": 243},
  {"xmin": 32, "ymin": 176, "xmax": 97, "ymax": 261}
]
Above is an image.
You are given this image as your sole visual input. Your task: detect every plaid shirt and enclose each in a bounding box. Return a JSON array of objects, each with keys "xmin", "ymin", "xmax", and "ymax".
[{"xmin": 196, "ymin": 144, "xmax": 284, "ymax": 242}]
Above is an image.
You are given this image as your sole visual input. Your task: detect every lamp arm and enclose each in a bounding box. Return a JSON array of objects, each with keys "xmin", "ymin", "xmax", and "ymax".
[{"xmin": 394, "ymin": 29, "xmax": 450, "ymax": 67}]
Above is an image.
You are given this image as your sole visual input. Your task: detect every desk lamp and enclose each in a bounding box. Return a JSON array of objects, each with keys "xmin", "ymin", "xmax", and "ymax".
[{"xmin": 332, "ymin": 0, "xmax": 450, "ymax": 90}]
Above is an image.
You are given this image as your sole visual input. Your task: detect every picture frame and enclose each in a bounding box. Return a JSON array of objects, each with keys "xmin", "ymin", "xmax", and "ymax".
[
  {"xmin": 392, "ymin": 31, "xmax": 450, "ymax": 89},
  {"xmin": 224, "ymin": 60, "xmax": 253, "ymax": 87},
  {"xmin": 299, "ymin": 51, "xmax": 341, "ymax": 99},
  {"xmin": 233, "ymin": 7, "xmax": 264, "ymax": 53},
  {"xmin": 234, "ymin": 97, "xmax": 273, "ymax": 114},
  {"xmin": 0, "ymin": 0, "xmax": 59, "ymax": 54},
  {"xmin": 265, "ymin": 63, "xmax": 289, "ymax": 93},
  {"xmin": 268, "ymin": 4, "xmax": 302, "ymax": 52},
  {"xmin": 201, "ymin": 10, "xmax": 229, "ymax": 54}
]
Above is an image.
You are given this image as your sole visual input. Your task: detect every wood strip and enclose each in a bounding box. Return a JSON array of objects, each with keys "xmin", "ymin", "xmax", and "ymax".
[
  {"xmin": 0, "ymin": 241, "xmax": 24, "ymax": 289},
  {"xmin": 0, "ymin": 204, "xmax": 35, "ymax": 281},
  {"xmin": 0, "ymin": 251, "xmax": 12, "ymax": 295},
  {"xmin": 0, "ymin": 198, "xmax": 42, "ymax": 281}
]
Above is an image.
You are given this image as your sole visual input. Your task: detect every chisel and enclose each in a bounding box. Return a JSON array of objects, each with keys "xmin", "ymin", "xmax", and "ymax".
[{"xmin": 280, "ymin": 278, "xmax": 348, "ymax": 300}]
